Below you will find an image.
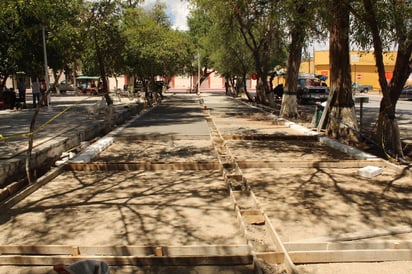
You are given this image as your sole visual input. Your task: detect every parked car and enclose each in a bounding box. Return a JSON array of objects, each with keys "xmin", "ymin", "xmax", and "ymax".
[
  {"xmin": 296, "ymin": 73, "xmax": 329, "ymax": 104},
  {"xmin": 58, "ymin": 80, "xmax": 75, "ymax": 92},
  {"xmin": 352, "ymin": 82, "xmax": 373, "ymax": 94},
  {"xmin": 400, "ymin": 84, "xmax": 412, "ymax": 100}
]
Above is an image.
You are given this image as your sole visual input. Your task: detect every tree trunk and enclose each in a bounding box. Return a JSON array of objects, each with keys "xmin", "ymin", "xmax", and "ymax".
[
  {"xmin": 326, "ymin": 0, "xmax": 359, "ymax": 142},
  {"xmin": 26, "ymin": 81, "xmax": 51, "ymax": 184},
  {"xmin": 280, "ymin": 1, "xmax": 306, "ymax": 118},
  {"xmin": 255, "ymin": 76, "xmax": 267, "ymax": 104},
  {"xmin": 280, "ymin": 33, "xmax": 302, "ymax": 117},
  {"xmin": 239, "ymin": 74, "xmax": 254, "ymax": 102},
  {"xmin": 361, "ymin": 0, "xmax": 411, "ymax": 158}
]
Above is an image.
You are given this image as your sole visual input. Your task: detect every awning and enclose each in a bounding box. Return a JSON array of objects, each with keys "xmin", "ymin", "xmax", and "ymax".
[{"xmin": 76, "ymin": 76, "xmax": 100, "ymax": 80}]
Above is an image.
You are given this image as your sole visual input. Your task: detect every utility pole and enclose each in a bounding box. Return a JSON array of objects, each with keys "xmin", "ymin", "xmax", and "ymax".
[{"xmin": 197, "ymin": 52, "xmax": 200, "ymax": 94}]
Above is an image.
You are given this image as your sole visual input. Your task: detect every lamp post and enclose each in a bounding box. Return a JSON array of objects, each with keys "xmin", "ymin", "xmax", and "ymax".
[
  {"xmin": 197, "ymin": 52, "xmax": 200, "ymax": 94},
  {"xmin": 42, "ymin": 26, "xmax": 51, "ymax": 111}
]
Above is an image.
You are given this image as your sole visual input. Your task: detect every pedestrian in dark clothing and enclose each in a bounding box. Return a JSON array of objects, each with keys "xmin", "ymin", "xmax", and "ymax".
[{"xmin": 17, "ymin": 78, "xmax": 26, "ymax": 108}]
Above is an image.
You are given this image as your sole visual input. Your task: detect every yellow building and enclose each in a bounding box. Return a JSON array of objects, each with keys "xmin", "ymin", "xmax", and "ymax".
[{"xmin": 300, "ymin": 50, "xmax": 403, "ymax": 91}]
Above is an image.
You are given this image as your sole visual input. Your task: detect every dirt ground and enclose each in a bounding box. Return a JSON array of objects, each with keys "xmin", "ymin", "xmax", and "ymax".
[
  {"xmin": 0, "ymin": 170, "xmax": 244, "ymax": 247},
  {"xmin": 98, "ymin": 140, "xmax": 217, "ymax": 162},
  {"xmin": 206, "ymin": 94, "xmax": 412, "ymax": 273},
  {"xmin": 0, "ymin": 93, "xmax": 411, "ymax": 273}
]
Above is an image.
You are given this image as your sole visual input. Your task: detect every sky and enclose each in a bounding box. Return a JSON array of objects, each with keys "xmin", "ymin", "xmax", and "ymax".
[{"xmin": 142, "ymin": 0, "xmax": 191, "ymax": 31}]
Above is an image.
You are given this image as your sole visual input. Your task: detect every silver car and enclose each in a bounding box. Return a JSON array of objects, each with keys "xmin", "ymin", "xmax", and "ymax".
[{"xmin": 400, "ymin": 85, "xmax": 412, "ymax": 100}]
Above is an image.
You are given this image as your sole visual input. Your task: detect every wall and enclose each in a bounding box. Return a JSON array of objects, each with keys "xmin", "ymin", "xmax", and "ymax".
[{"xmin": 304, "ymin": 50, "xmax": 400, "ymax": 90}]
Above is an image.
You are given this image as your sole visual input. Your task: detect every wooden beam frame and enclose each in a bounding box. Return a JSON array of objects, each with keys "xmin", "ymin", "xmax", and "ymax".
[
  {"xmin": 0, "ymin": 245, "xmax": 253, "ymax": 266},
  {"xmin": 66, "ymin": 161, "xmax": 220, "ymax": 171}
]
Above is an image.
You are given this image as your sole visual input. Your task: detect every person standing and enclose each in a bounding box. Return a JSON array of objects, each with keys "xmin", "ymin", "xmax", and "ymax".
[
  {"xmin": 17, "ymin": 78, "xmax": 26, "ymax": 108},
  {"xmin": 32, "ymin": 77, "xmax": 41, "ymax": 108}
]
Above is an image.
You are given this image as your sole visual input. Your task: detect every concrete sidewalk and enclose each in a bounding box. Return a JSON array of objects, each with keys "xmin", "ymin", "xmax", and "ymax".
[{"xmin": 0, "ymin": 93, "xmax": 142, "ymax": 186}]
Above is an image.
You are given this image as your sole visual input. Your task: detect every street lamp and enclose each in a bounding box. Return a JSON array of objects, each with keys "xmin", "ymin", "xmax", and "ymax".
[{"xmin": 42, "ymin": 26, "xmax": 51, "ymax": 111}]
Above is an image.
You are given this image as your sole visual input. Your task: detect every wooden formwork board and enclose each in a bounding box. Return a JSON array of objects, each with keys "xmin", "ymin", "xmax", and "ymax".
[
  {"xmin": 256, "ymin": 249, "xmax": 412, "ymax": 264},
  {"xmin": 227, "ymin": 179, "xmax": 299, "ymax": 274},
  {"xmin": 0, "ymin": 255, "xmax": 253, "ymax": 267},
  {"xmin": 283, "ymin": 240, "xmax": 412, "ymax": 251},
  {"xmin": 222, "ymin": 134, "xmax": 319, "ymax": 141},
  {"xmin": 0, "ymin": 245, "xmax": 253, "ymax": 266},
  {"xmin": 237, "ymin": 159, "xmax": 386, "ymax": 169},
  {"xmin": 0, "ymin": 165, "xmax": 65, "ymax": 210},
  {"xmin": 66, "ymin": 161, "xmax": 220, "ymax": 171},
  {"xmin": 0, "ymin": 244, "xmax": 250, "ymax": 257}
]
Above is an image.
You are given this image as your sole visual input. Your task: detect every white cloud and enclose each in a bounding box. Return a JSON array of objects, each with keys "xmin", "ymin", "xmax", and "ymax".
[{"xmin": 142, "ymin": 0, "xmax": 191, "ymax": 31}]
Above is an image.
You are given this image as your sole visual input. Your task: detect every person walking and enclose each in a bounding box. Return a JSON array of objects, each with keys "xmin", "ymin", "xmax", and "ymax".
[
  {"xmin": 17, "ymin": 78, "xmax": 26, "ymax": 108},
  {"xmin": 32, "ymin": 77, "xmax": 41, "ymax": 108}
]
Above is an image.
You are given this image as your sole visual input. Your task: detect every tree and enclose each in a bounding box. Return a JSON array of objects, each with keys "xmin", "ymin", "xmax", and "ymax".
[
  {"xmin": 0, "ymin": 0, "xmax": 85, "ymax": 183},
  {"xmin": 280, "ymin": 0, "xmax": 327, "ymax": 118},
  {"xmin": 325, "ymin": 0, "xmax": 359, "ymax": 142},
  {"xmin": 123, "ymin": 3, "xmax": 192, "ymax": 92},
  {"xmin": 0, "ymin": 1, "xmax": 19, "ymax": 88},
  {"xmin": 350, "ymin": 0, "xmax": 412, "ymax": 159},
  {"xmin": 229, "ymin": 0, "xmax": 285, "ymax": 103},
  {"xmin": 189, "ymin": 2, "xmax": 255, "ymax": 99},
  {"xmin": 191, "ymin": 0, "xmax": 286, "ymax": 102},
  {"xmin": 82, "ymin": 0, "xmax": 125, "ymax": 99},
  {"xmin": 0, "ymin": 0, "xmax": 84, "ymax": 89},
  {"xmin": 45, "ymin": 1, "xmax": 84, "ymax": 88},
  {"xmin": 280, "ymin": 0, "xmax": 308, "ymax": 118},
  {"xmin": 187, "ymin": 6, "xmax": 216, "ymax": 92},
  {"xmin": 207, "ymin": 23, "xmax": 255, "ymax": 99}
]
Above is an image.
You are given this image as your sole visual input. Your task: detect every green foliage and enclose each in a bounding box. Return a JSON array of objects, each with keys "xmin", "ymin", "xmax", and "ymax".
[
  {"xmin": 350, "ymin": 1, "xmax": 412, "ymax": 52},
  {"xmin": 0, "ymin": 0, "xmax": 84, "ymax": 83},
  {"xmin": 190, "ymin": 0, "xmax": 287, "ymax": 82},
  {"xmin": 122, "ymin": 4, "xmax": 193, "ymax": 79}
]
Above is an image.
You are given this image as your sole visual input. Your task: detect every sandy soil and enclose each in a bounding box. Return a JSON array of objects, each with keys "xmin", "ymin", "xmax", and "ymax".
[
  {"xmin": 243, "ymin": 166, "xmax": 411, "ymax": 243},
  {"xmin": 97, "ymin": 140, "xmax": 216, "ymax": 162},
  {"xmin": 204, "ymin": 95, "xmax": 412, "ymax": 273},
  {"xmin": 0, "ymin": 170, "xmax": 244, "ymax": 247},
  {"xmin": 1, "ymin": 94, "xmax": 411, "ymax": 273}
]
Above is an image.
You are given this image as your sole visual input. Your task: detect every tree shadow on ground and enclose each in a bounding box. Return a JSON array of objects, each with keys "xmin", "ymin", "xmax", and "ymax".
[{"xmin": 247, "ymin": 166, "xmax": 411, "ymax": 241}]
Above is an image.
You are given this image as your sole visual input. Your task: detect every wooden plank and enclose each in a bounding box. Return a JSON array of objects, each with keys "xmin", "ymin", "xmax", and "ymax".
[
  {"xmin": 256, "ymin": 249, "xmax": 412, "ymax": 264},
  {"xmin": 77, "ymin": 246, "xmax": 153, "ymax": 256},
  {"xmin": 240, "ymin": 210, "xmax": 265, "ymax": 225},
  {"xmin": 66, "ymin": 161, "xmax": 220, "ymax": 171},
  {"xmin": 0, "ymin": 245, "xmax": 75, "ymax": 255},
  {"xmin": 79, "ymin": 245, "xmax": 251, "ymax": 257},
  {"xmin": 317, "ymin": 88, "xmax": 334, "ymax": 131},
  {"xmin": 290, "ymin": 249, "xmax": 412, "ymax": 263},
  {"xmin": 255, "ymin": 252, "xmax": 284, "ymax": 264},
  {"xmin": 0, "ymin": 255, "xmax": 253, "ymax": 266},
  {"xmin": 284, "ymin": 241, "xmax": 412, "ymax": 251},
  {"xmin": 165, "ymin": 245, "xmax": 250, "ymax": 257},
  {"xmin": 301, "ymin": 225, "xmax": 412, "ymax": 242},
  {"xmin": 222, "ymin": 134, "xmax": 319, "ymax": 141},
  {"xmin": 263, "ymin": 214, "xmax": 299, "ymax": 274},
  {"xmin": 0, "ymin": 245, "xmax": 251, "ymax": 257},
  {"xmin": 0, "ymin": 166, "xmax": 65, "ymax": 211},
  {"xmin": 236, "ymin": 160, "xmax": 386, "ymax": 169}
]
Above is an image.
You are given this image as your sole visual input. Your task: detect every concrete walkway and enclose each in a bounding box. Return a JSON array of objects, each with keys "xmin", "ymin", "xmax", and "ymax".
[{"xmin": 0, "ymin": 93, "xmax": 141, "ymax": 186}]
